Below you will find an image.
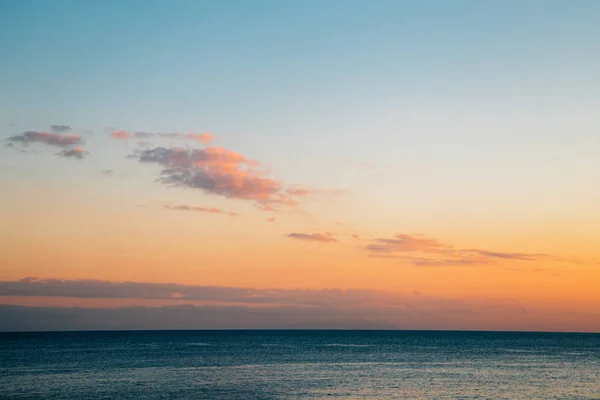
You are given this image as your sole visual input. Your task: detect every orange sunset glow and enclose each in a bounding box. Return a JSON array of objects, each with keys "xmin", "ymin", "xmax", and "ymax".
[{"xmin": 1, "ymin": 0, "xmax": 599, "ymax": 335}]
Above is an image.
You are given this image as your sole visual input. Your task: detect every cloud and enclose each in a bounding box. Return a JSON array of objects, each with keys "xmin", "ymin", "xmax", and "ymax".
[
  {"xmin": 0, "ymin": 277, "xmax": 503, "ymax": 308},
  {"xmin": 267, "ymin": 217, "xmax": 276, "ymax": 222},
  {"xmin": 132, "ymin": 146, "xmax": 298, "ymax": 207},
  {"xmin": 351, "ymin": 234, "xmax": 360, "ymax": 240},
  {"xmin": 136, "ymin": 141, "xmax": 153, "ymax": 148},
  {"xmin": 162, "ymin": 202, "xmax": 238, "ymax": 216},
  {"xmin": 1, "ymin": 278, "xmax": 599, "ymax": 332},
  {"xmin": 51, "ymin": 125, "xmax": 71, "ymax": 133},
  {"xmin": 411, "ymin": 257, "xmax": 495, "ymax": 267},
  {"xmin": 100, "ymin": 169, "xmax": 114, "ymax": 176},
  {"xmin": 0, "ymin": 304, "xmax": 404, "ymax": 331},
  {"xmin": 257, "ymin": 204, "xmax": 279, "ymax": 212},
  {"xmin": 110, "ymin": 130, "xmax": 132, "ymax": 140},
  {"xmin": 0, "ymin": 278, "xmax": 399, "ymax": 305},
  {"xmin": 286, "ymin": 186, "xmax": 345, "ymax": 197},
  {"xmin": 3, "ymin": 303, "xmax": 599, "ymax": 332},
  {"xmin": 129, "ymin": 131, "xmax": 214, "ymax": 145},
  {"xmin": 459, "ymin": 249, "xmax": 543, "ymax": 261},
  {"xmin": 366, "ymin": 233, "xmax": 578, "ymax": 266},
  {"xmin": 8, "ymin": 131, "xmax": 82, "ymax": 147},
  {"xmin": 133, "ymin": 131, "xmax": 155, "ymax": 138},
  {"xmin": 59, "ymin": 147, "xmax": 87, "ymax": 159},
  {"xmin": 367, "ymin": 234, "xmax": 449, "ymax": 254},
  {"xmin": 286, "ymin": 232, "xmax": 338, "ymax": 243},
  {"xmin": 182, "ymin": 133, "xmax": 213, "ymax": 145}
]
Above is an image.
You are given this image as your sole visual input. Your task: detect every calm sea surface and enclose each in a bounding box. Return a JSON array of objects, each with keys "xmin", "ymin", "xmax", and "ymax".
[{"xmin": 1, "ymin": 330, "xmax": 599, "ymax": 399}]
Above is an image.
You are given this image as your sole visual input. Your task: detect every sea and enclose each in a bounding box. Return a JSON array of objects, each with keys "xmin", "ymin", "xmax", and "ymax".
[{"xmin": 1, "ymin": 330, "xmax": 599, "ymax": 399}]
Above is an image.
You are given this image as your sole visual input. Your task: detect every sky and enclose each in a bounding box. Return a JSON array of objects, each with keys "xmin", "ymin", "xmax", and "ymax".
[{"xmin": 1, "ymin": 0, "xmax": 599, "ymax": 332}]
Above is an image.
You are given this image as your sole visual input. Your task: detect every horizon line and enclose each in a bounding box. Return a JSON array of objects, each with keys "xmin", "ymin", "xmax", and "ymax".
[{"xmin": 2, "ymin": 329, "xmax": 599, "ymax": 334}]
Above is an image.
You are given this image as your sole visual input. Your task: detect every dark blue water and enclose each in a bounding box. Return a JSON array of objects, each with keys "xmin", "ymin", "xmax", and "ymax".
[{"xmin": 1, "ymin": 330, "xmax": 599, "ymax": 399}]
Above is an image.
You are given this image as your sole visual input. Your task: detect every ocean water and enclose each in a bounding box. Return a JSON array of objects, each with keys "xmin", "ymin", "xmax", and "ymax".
[{"xmin": 0, "ymin": 330, "xmax": 599, "ymax": 399}]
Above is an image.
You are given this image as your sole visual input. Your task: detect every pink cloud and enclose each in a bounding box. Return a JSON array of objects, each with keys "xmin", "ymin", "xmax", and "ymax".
[
  {"xmin": 110, "ymin": 130, "xmax": 132, "ymax": 140},
  {"xmin": 367, "ymin": 233, "xmax": 582, "ymax": 266},
  {"xmin": 9, "ymin": 131, "xmax": 82, "ymax": 147},
  {"xmin": 134, "ymin": 146, "xmax": 296, "ymax": 206},
  {"xmin": 184, "ymin": 133, "xmax": 213, "ymax": 145},
  {"xmin": 267, "ymin": 217, "xmax": 276, "ymax": 222}
]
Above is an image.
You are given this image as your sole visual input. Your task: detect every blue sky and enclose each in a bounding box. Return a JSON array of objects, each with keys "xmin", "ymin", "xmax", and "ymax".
[{"xmin": 1, "ymin": 0, "xmax": 600, "ymax": 234}]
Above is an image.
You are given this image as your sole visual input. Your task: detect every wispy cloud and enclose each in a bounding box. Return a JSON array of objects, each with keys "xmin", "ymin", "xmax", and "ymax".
[
  {"xmin": 366, "ymin": 233, "xmax": 580, "ymax": 266},
  {"xmin": 459, "ymin": 249, "xmax": 543, "ymax": 261},
  {"xmin": 286, "ymin": 186, "xmax": 345, "ymax": 197},
  {"xmin": 8, "ymin": 131, "xmax": 82, "ymax": 148},
  {"xmin": 366, "ymin": 234, "xmax": 449, "ymax": 254},
  {"xmin": 135, "ymin": 132, "xmax": 214, "ymax": 145},
  {"xmin": 257, "ymin": 204, "xmax": 279, "ymax": 212},
  {"xmin": 414, "ymin": 259, "xmax": 489, "ymax": 267},
  {"xmin": 162, "ymin": 202, "xmax": 238, "ymax": 216},
  {"xmin": 408, "ymin": 256, "xmax": 494, "ymax": 267},
  {"xmin": 286, "ymin": 232, "xmax": 338, "ymax": 243},
  {"xmin": 184, "ymin": 133, "xmax": 213, "ymax": 145},
  {"xmin": 100, "ymin": 169, "xmax": 114, "ymax": 176},
  {"xmin": 136, "ymin": 141, "xmax": 152, "ymax": 148},
  {"xmin": 111, "ymin": 130, "xmax": 214, "ymax": 146},
  {"xmin": 133, "ymin": 131, "xmax": 156, "ymax": 138},
  {"xmin": 110, "ymin": 130, "xmax": 132, "ymax": 140},
  {"xmin": 51, "ymin": 125, "xmax": 71, "ymax": 133},
  {"xmin": 267, "ymin": 217, "xmax": 276, "ymax": 222}
]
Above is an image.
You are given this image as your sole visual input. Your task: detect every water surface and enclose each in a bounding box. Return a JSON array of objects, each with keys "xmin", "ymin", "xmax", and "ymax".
[{"xmin": 1, "ymin": 330, "xmax": 599, "ymax": 399}]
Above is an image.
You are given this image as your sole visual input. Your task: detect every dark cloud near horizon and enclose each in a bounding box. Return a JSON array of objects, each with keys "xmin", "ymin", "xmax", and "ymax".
[
  {"xmin": 0, "ymin": 278, "xmax": 406, "ymax": 307},
  {"xmin": 1, "ymin": 303, "xmax": 598, "ymax": 333},
  {"xmin": 0, "ymin": 304, "xmax": 403, "ymax": 332},
  {"xmin": 1, "ymin": 278, "xmax": 598, "ymax": 332}
]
